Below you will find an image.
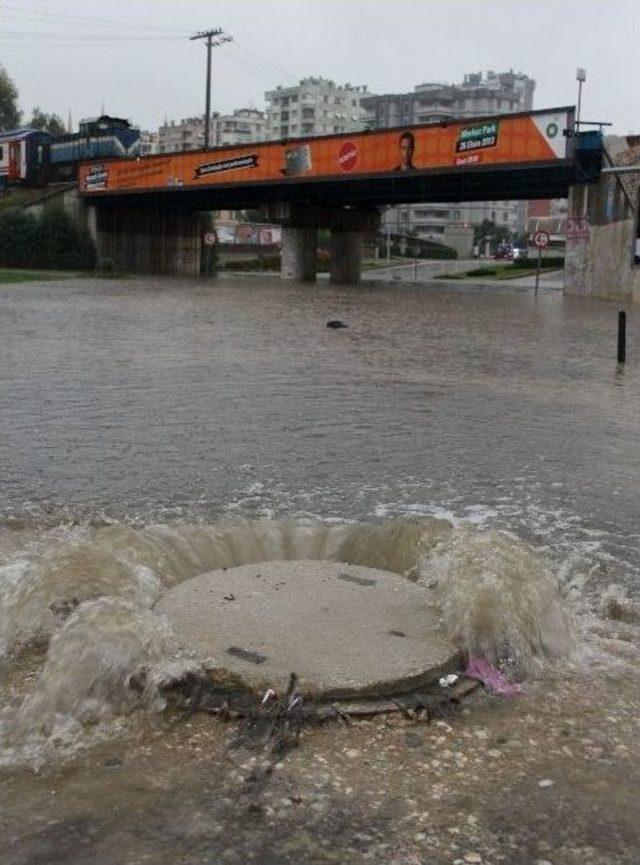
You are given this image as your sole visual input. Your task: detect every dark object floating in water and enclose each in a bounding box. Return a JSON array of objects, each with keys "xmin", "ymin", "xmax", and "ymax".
[
  {"xmin": 226, "ymin": 646, "xmax": 268, "ymax": 665},
  {"xmin": 327, "ymin": 320, "xmax": 348, "ymax": 329}
]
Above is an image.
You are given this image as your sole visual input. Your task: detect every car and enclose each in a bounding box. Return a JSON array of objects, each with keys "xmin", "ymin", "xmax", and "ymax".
[{"xmin": 512, "ymin": 246, "xmax": 529, "ymax": 260}]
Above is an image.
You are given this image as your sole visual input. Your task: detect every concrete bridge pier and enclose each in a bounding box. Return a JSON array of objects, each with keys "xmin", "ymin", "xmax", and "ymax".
[
  {"xmin": 85, "ymin": 203, "xmax": 203, "ymax": 276},
  {"xmin": 266, "ymin": 203, "xmax": 379, "ymax": 285},
  {"xmin": 330, "ymin": 229, "xmax": 364, "ymax": 285},
  {"xmin": 281, "ymin": 226, "xmax": 318, "ymax": 282}
]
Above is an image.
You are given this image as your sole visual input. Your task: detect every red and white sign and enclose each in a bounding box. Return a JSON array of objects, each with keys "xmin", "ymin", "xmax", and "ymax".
[
  {"xmin": 203, "ymin": 232, "xmax": 216, "ymax": 246},
  {"xmin": 338, "ymin": 141, "xmax": 358, "ymax": 172},
  {"xmin": 533, "ymin": 230, "xmax": 550, "ymax": 249},
  {"xmin": 454, "ymin": 153, "xmax": 481, "ymax": 167},
  {"xmin": 566, "ymin": 215, "xmax": 590, "ymax": 241}
]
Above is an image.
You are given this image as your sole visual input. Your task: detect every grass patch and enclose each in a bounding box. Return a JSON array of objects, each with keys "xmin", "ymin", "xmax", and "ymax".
[
  {"xmin": 0, "ymin": 268, "xmax": 78, "ymax": 284},
  {"xmin": 435, "ymin": 264, "xmax": 562, "ymax": 281}
]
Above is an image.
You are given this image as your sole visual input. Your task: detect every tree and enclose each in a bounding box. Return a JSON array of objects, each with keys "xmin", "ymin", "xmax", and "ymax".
[
  {"xmin": 0, "ymin": 66, "xmax": 21, "ymax": 130},
  {"xmin": 28, "ymin": 107, "xmax": 66, "ymax": 136},
  {"xmin": 473, "ymin": 218, "xmax": 512, "ymax": 249}
]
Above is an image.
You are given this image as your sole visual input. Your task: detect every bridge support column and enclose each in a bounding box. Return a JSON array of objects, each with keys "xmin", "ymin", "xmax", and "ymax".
[
  {"xmin": 330, "ymin": 229, "xmax": 363, "ymax": 285},
  {"xmin": 281, "ymin": 226, "xmax": 317, "ymax": 282},
  {"xmin": 265, "ymin": 203, "xmax": 379, "ymax": 286},
  {"xmin": 91, "ymin": 205, "xmax": 202, "ymax": 276}
]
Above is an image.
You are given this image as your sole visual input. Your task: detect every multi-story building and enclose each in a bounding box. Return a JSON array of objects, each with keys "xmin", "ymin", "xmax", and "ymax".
[
  {"xmin": 362, "ymin": 70, "xmax": 536, "ymax": 245},
  {"xmin": 138, "ymin": 130, "xmax": 159, "ymax": 156},
  {"xmin": 158, "ymin": 116, "xmax": 207, "ymax": 153},
  {"xmin": 264, "ymin": 77, "xmax": 369, "ymax": 140},
  {"xmin": 216, "ymin": 108, "xmax": 265, "ymax": 146},
  {"xmin": 158, "ymin": 109, "xmax": 266, "ymax": 154}
]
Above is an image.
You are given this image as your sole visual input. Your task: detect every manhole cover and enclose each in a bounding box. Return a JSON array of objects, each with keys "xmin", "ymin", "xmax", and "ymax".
[{"xmin": 155, "ymin": 560, "xmax": 459, "ymax": 699}]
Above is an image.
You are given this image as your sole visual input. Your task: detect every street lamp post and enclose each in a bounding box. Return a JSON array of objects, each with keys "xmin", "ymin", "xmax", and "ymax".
[{"xmin": 576, "ymin": 67, "xmax": 586, "ymax": 127}]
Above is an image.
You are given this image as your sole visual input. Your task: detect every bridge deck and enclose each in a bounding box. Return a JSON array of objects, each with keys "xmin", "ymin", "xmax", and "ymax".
[{"xmin": 79, "ymin": 106, "xmax": 598, "ymax": 210}]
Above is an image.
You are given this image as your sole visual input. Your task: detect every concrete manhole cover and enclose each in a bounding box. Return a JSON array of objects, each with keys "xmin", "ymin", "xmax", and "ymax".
[{"xmin": 156, "ymin": 560, "xmax": 459, "ymax": 699}]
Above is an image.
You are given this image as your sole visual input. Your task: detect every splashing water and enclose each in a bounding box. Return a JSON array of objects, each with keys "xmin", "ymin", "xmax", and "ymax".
[
  {"xmin": 424, "ymin": 526, "xmax": 574, "ymax": 669},
  {"xmin": 0, "ymin": 517, "xmax": 583, "ymax": 766}
]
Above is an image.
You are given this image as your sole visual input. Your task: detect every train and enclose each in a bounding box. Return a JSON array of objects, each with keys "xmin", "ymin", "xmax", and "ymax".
[{"xmin": 0, "ymin": 115, "xmax": 141, "ymax": 189}]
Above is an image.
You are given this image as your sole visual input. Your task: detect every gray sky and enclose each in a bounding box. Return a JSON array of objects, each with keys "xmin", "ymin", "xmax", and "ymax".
[{"xmin": 1, "ymin": 0, "xmax": 639, "ymax": 134}]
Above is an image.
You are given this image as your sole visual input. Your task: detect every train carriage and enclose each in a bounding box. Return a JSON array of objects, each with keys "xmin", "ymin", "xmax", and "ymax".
[{"xmin": 0, "ymin": 129, "xmax": 51, "ymax": 187}]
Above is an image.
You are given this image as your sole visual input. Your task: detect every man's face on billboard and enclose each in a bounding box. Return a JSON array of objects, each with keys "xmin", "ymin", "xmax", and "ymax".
[{"xmin": 400, "ymin": 135, "xmax": 414, "ymax": 167}]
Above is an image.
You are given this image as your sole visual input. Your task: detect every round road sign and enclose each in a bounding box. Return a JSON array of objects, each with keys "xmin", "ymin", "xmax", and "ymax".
[
  {"xmin": 534, "ymin": 230, "xmax": 550, "ymax": 250},
  {"xmin": 203, "ymin": 232, "xmax": 216, "ymax": 246}
]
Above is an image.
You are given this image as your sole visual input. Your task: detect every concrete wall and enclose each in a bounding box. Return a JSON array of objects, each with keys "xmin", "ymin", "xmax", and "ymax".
[
  {"xmin": 443, "ymin": 225, "xmax": 474, "ymax": 259},
  {"xmin": 91, "ymin": 205, "xmax": 202, "ymax": 276},
  {"xmin": 564, "ymin": 153, "xmax": 640, "ymax": 303},
  {"xmin": 25, "ymin": 183, "xmax": 83, "ymax": 222}
]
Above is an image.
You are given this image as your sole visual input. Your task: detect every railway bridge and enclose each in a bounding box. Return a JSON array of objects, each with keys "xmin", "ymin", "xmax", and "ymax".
[{"xmin": 79, "ymin": 106, "xmax": 602, "ymax": 283}]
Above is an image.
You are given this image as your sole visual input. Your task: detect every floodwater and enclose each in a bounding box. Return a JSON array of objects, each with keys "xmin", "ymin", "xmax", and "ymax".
[{"xmin": 1, "ymin": 275, "xmax": 639, "ymax": 864}]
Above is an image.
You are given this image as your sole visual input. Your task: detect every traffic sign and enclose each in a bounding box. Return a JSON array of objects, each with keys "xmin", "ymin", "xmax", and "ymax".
[
  {"xmin": 533, "ymin": 230, "xmax": 550, "ymax": 250},
  {"xmin": 203, "ymin": 232, "xmax": 216, "ymax": 246}
]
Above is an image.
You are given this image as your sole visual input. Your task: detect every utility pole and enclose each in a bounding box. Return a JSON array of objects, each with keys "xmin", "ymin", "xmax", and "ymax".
[{"xmin": 190, "ymin": 28, "xmax": 232, "ymax": 149}]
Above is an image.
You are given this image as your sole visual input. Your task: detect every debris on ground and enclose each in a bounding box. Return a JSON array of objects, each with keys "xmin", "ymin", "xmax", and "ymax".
[{"xmin": 465, "ymin": 656, "xmax": 522, "ymax": 696}]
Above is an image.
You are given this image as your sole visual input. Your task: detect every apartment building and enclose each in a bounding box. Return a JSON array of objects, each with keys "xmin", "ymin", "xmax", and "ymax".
[
  {"xmin": 362, "ymin": 70, "xmax": 536, "ymax": 243},
  {"xmin": 264, "ymin": 77, "xmax": 369, "ymax": 140},
  {"xmin": 158, "ymin": 109, "xmax": 266, "ymax": 154}
]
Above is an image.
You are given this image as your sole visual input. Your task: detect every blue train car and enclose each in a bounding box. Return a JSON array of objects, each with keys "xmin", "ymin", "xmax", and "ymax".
[
  {"xmin": 50, "ymin": 115, "xmax": 141, "ymax": 180},
  {"xmin": 0, "ymin": 129, "xmax": 51, "ymax": 187}
]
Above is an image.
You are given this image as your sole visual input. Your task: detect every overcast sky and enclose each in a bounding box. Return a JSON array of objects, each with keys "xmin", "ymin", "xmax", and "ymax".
[{"xmin": 1, "ymin": 0, "xmax": 639, "ymax": 134}]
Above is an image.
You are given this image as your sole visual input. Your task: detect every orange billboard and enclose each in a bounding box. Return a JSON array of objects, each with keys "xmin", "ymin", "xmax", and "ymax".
[{"xmin": 79, "ymin": 108, "xmax": 573, "ymax": 195}]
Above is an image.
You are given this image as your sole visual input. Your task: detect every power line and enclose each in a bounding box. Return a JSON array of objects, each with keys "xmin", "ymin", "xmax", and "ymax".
[{"xmin": 0, "ymin": 2, "xmax": 189, "ymax": 35}]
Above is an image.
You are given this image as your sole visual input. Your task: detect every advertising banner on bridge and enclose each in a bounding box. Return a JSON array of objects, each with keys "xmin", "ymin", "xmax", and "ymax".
[{"xmin": 79, "ymin": 108, "xmax": 573, "ymax": 195}]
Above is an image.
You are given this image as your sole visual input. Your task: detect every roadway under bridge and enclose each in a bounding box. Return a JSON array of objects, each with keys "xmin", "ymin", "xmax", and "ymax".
[{"xmin": 79, "ymin": 106, "xmax": 603, "ymax": 283}]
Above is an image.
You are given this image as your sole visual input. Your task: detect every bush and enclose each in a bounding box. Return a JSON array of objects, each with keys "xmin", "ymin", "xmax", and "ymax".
[
  {"xmin": 0, "ymin": 207, "xmax": 95, "ymax": 271},
  {"xmin": 464, "ymin": 266, "xmax": 501, "ymax": 277},
  {"xmin": 379, "ymin": 240, "xmax": 456, "ymax": 260},
  {"xmin": 512, "ymin": 256, "xmax": 565, "ymax": 270},
  {"xmin": 96, "ymin": 257, "xmax": 119, "ymax": 276},
  {"xmin": 0, "ymin": 209, "xmax": 39, "ymax": 268}
]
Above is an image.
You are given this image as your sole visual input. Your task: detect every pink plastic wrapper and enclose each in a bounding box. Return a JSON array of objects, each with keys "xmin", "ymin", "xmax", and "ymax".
[{"xmin": 465, "ymin": 656, "xmax": 523, "ymax": 696}]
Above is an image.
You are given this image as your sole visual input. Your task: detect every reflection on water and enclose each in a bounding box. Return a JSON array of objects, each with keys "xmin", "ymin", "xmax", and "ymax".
[{"xmin": 0, "ymin": 276, "xmax": 639, "ymax": 766}]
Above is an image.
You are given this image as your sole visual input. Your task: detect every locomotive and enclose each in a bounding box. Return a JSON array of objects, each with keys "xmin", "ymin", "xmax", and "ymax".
[{"xmin": 0, "ymin": 115, "xmax": 141, "ymax": 188}]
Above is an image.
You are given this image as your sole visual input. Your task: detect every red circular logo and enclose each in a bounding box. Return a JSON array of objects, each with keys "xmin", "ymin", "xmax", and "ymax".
[{"xmin": 338, "ymin": 141, "xmax": 358, "ymax": 172}]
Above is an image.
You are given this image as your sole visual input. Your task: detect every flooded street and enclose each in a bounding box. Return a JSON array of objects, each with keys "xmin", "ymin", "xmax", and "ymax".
[{"xmin": 1, "ymin": 275, "xmax": 639, "ymax": 864}]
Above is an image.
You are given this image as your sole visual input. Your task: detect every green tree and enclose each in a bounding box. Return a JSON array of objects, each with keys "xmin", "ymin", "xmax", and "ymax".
[
  {"xmin": 0, "ymin": 207, "xmax": 95, "ymax": 270},
  {"xmin": 28, "ymin": 107, "xmax": 66, "ymax": 135},
  {"xmin": 0, "ymin": 66, "xmax": 21, "ymax": 130},
  {"xmin": 473, "ymin": 218, "xmax": 512, "ymax": 250}
]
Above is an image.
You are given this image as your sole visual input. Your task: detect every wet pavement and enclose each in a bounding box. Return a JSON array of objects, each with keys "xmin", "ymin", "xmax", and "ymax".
[{"xmin": 2, "ymin": 659, "xmax": 639, "ymax": 865}]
